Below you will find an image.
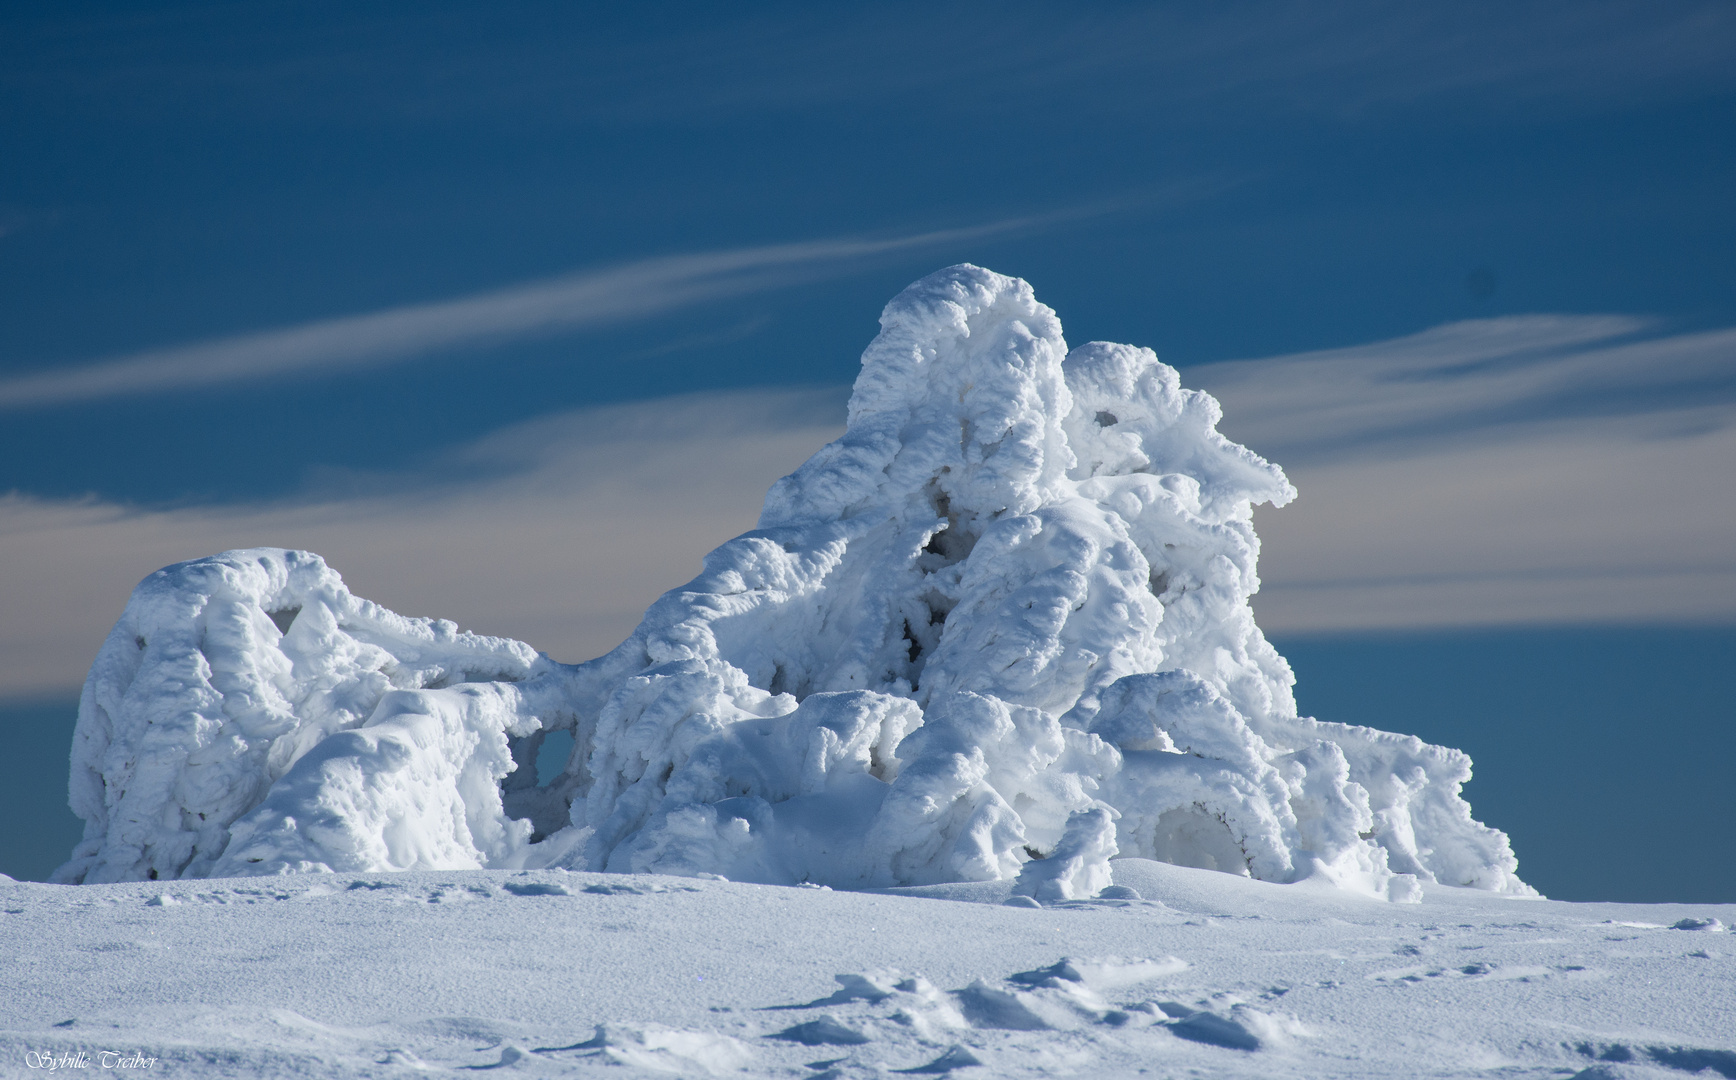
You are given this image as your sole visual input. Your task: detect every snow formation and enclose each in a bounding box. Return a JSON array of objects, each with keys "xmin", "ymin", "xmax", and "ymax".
[{"xmin": 56, "ymin": 264, "xmax": 1529, "ymax": 900}]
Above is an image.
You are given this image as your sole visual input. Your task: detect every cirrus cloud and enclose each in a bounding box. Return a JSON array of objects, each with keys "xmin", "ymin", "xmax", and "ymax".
[{"xmin": 3, "ymin": 313, "xmax": 1732, "ymax": 698}]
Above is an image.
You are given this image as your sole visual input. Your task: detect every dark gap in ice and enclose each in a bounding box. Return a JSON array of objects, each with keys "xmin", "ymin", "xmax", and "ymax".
[
  {"xmin": 503, "ymin": 731, "xmax": 543, "ymax": 789},
  {"xmin": 501, "ymin": 729, "xmax": 576, "ymax": 843},
  {"xmin": 267, "ymin": 607, "xmax": 301, "ymax": 636},
  {"xmin": 1149, "ymin": 568, "xmax": 1169, "ymax": 597},
  {"xmin": 1095, "ymin": 410, "xmax": 1118, "ymax": 427},
  {"xmin": 918, "ymin": 524, "xmax": 978, "ymax": 570},
  {"xmin": 868, "ymin": 739, "xmax": 893, "ymax": 782},
  {"xmin": 919, "ymin": 480, "xmax": 980, "ymax": 576},
  {"xmin": 536, "ymin": 730, "xmax": 574, "ymax": 787}
]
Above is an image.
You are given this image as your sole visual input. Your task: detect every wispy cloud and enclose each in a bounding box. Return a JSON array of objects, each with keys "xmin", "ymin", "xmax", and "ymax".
[
  {"xmin": 1196, "ymin": 314, "xmax": 1736, "ymax": 460},
  {"xmin": 1190, "ymin": 316, "xmax": 1736, "ymax": 633},
  {"xmin": 0, "ymin": 216, "xmax": 1046, "ymax": 410},
  {"xmin": 17, "ymin": 4, "xmax": 1734, "ymax": 128},
  {"xmin": 0, "ymin": 388, "xmax": 849, "ymax": 697},
  {"xmin": 5, "ymin": 313, "xmax": 1734, "ymax": 697}
]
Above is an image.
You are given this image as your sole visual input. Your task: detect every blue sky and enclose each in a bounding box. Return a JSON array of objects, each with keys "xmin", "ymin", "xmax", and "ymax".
[{"xmin": 2, "ymin": 1, "xmax": 1732, "ymax": 898}]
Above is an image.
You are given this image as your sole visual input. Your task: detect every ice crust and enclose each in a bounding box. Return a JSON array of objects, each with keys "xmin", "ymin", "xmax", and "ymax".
[{"xmin": 55, "ymin": 265, "xmax": 1529, "ymax": 899}]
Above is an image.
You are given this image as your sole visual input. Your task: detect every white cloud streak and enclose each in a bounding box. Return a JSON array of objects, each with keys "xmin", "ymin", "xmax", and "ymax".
[
  {"xmin": 1195, "ymin": 314, "xmax": 1736, "ymax": 458},
  {"xmin": 0, "ymin": 389, "xmax": 848, "ymax": 697},
  {"xmin": 22, "ymin": 3, "xmax": 1734, "ymax": 127},
  {"xmin": 1245, "ymin": 406, "xmax": 1736, "ymax": 633},
  {"xmin": 5, "ymin": 314, "xmax": 1733, "ymax": 697},
  {"xmin": 0, "ymin": 218, "xmax": 1041, "ymax": 409},
  {"xmin": 1190, "ymin": 316, "xmax": 1736, "ymax": 634}
]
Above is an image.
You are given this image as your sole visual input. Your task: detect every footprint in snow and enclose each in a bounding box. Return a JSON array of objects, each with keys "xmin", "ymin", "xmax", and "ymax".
[
  {"xmin": 954, "ymin": 958, "xmax": 1185, "ymax": 1032},
  {"xmin": 1009, "ymin": 957, "xmax": 1186, "ymax": 990},
  {"xmin": 768, "ymin": 1015, "xmax": 871, "ymax": 1046},
  {"xmin": 531, "ymin": 1024, "xmax": 753, "ymax": 1072},
  {"xmin": 897, "ymin": 1045, "xmax": 984, "ymax": 1074},
  {"xmin": 1162, "ymin": 1007, "xmax": 1263, "ymax": 1052},
  {"xmin": 765, "ymin": 971, "xmax": 914, "ymax": 1010},
  {"xmin": 461, "ymin": 1045, "xmax": 531, "ymax": 1070},
  {"xmin": 1573, "ymin": 1040, "xmax": 1736, "ymax": 1079},
  {"xmin": 501, "ymin": 881, "xmax": 572, "ymax": 897},
  {"xmin": 745, "ymin": 956, "xmax": 1309, "ymax": 1071},
  {"xmin": 956, "ymin": 980, "xmax": 1085, "ymax": 1031},
  {"xmin": 1369, "ymin": 961, "xmax": 1580, "ymax": 984},
  {"xmin": 582, "ymin": 881, "xmax": 678, "ymax": 895},
  {"xmin": 1004, "ymin": 885, "xmax": 1149, "ymax": 909}
]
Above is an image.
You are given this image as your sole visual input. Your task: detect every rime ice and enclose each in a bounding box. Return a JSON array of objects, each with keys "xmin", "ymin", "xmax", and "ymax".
[{"xmin": 55, "ymin": 265, "xmax": 1529, "ymax": 900}]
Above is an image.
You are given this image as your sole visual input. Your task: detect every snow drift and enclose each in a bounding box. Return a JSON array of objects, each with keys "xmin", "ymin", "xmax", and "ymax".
[{"xmin": 55, "ymin": 265, "xmax": 1530, "ymax": 900}]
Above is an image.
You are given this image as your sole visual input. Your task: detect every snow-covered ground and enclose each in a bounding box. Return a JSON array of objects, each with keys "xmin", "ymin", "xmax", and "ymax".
[{"xmin": 4, "ymin": 859, "xmax": 1731, "ymax": 1078}]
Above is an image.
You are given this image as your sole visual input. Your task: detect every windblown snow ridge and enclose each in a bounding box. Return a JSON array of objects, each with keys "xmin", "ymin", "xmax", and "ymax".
[{"xmin": 55, "ymin": 264, "xmax": 1530, "ymax": 900}]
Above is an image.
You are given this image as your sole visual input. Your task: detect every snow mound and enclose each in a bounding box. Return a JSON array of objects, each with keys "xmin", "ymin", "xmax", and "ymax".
[
  {"xmin": 55, "ymin": 264, "xmax": 1530, "ymax": 899},
  {"xmin": 54, "ymin": 549, "xmax": 550, "ymax": 883}
]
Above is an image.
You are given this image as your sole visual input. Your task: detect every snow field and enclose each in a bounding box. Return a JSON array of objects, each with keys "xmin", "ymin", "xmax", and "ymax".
[{"xmin": 4, "ymin": 860, "xmax": 1732, "ymax": 1078}]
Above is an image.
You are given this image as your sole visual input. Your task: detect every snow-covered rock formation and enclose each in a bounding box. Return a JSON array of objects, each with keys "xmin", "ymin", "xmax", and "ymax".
[{"xmin": 55, "ymin": 265, "xmax": 1530, "ymax": 900}]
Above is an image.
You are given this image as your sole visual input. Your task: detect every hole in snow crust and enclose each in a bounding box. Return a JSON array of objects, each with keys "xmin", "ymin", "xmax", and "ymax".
[
  {"xmin": 267, "ymin": 607, "xmax": 301, "ymax": 636},
  {"xmin": 1149, "ymin": 807, "xmax": 1252, "ymax": 877}
]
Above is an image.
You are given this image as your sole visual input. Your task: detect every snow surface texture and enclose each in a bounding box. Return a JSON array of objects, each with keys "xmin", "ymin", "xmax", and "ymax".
[
  {"xmin": 55, "ymin": 264, "xmax": 1527, "ymax": 901},
  {"xmin": 5, "ymin": 861, "xmax": 1732, "ymax": 1078}
]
